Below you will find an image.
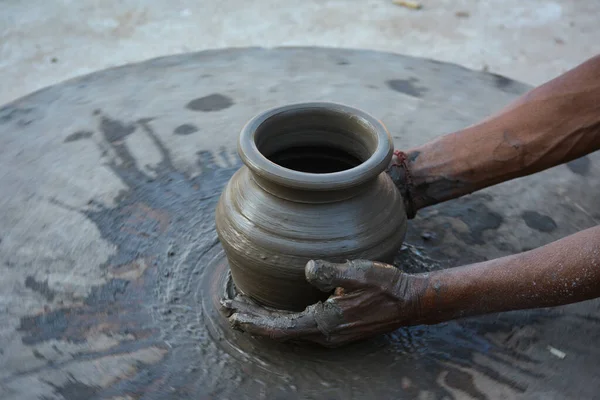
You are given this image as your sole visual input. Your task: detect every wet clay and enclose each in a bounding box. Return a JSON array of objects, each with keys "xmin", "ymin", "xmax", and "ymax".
[{"xmin": 215, "ymin": 103, "xmax": 407, "ymax": 310}]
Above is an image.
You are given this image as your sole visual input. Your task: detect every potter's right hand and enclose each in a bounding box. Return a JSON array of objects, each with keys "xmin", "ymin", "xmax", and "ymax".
[{"xmin": 220, "ymin": 259, "xmax": 429, "ymax": 347}]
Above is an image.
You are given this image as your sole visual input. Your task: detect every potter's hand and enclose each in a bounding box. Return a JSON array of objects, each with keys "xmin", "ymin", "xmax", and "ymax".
[
  {"xmin": 220, "ymin": 260, "xmax": 428, "ymax": 347},
  {"xmin": 221, "ymin": 226, "xmax": 600, "ymax": 346},
  {"xmin": 390, "ymin": 55, "xmax": 600, "ymax": 216}
]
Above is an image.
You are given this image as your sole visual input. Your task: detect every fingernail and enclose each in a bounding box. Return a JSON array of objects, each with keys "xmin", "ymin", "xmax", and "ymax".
[
  {"xmin": 305, "ymin": 260, "xmax": 317, "ymax": 280},
  {"xmin": 219, "ymin": 299, "xmax": 234, "ymax": 316}
]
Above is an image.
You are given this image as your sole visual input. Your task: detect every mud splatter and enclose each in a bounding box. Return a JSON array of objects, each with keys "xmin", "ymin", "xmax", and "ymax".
[
  {"xmin": 186, "ymin": 94, "xmax": 234, "ymax": 112},
  {"xmin": 566, "ymin": 155, "xmax": 591, "ymax": 176},
  {"xmin": 24, "ymin": 276, "xmax": 56, "ymax": 302},
  {"xmin": 174, "ymin": 123, "xmax": 199, "ymax": 135},
  {"xmin": 424, "ymin": 194, "xmax": 504, "ymax": 245},
  {"xmin": 522, "ymin": 210, "xmax": 557, "ymax": 233},
  {"xmin": 0, "ymin": 105, "xmax": 37, "ymax": 126},
  {"xmin": 386, "ymin": 78, "xmax": 428, "ymax": 98},
  {"xmin": 64, "ymin": 130, "xmax": 93, "ymax": 143},
  {"xmin": 100, "ymin": 115, "xmax": 136, "ymax": 142},
  {"xmin": 487, "ymin": 73, "xmax": 526, "ymax": 95}
]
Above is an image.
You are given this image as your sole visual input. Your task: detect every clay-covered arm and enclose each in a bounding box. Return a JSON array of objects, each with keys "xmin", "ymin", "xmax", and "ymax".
[
  {"xmin": 416, "ymin": 225, "xmax": 600, "ymax": 324},
  {"xmin": 390, "ymin": 55, "xmax": 600, "ymax": 217},
  {"xmin": 222, "ymin": 225, "xmax": 600, "ymax": 347}
]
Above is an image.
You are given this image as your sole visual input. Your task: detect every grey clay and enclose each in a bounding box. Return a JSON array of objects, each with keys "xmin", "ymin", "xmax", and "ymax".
[{"xmin": 215, "ymin": 102, "xmax": 407, "ymax": 311}]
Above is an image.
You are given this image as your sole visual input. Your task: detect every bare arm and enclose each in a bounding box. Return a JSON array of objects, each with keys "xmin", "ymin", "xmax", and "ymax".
[
  {"xmin": 391, "ymin": 55, "xmax": 600, "ymax": 216},
  {"xmin": 417, "ymin": 225, "xmax": 600, "ymax": 324}
]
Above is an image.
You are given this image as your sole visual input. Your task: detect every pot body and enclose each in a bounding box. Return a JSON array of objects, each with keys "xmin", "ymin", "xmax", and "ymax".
[{"xmin": 215, "ymin": 102, "xmax": 407, "ymax": 311}]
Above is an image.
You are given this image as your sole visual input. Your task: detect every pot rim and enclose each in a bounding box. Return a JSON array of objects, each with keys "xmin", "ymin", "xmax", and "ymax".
[{"xmin": 238, "ymin": 102, "xmax": 394, "ymax": 191}]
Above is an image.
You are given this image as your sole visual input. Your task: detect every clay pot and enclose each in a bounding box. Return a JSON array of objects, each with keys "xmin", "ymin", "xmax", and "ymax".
[{"xmin": 215, "ymin": 103, "xmax": 407, "ymax": 311}]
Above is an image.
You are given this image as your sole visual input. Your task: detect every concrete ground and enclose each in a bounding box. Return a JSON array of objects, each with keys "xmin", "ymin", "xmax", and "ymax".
[{"xmin": 2, "ymin": 0, "xmax": 600, "ymax": 105}]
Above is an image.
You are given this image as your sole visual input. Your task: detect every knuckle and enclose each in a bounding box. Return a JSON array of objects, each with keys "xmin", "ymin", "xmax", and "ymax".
[{"xmin": 306, "ymin": 260, "xmax": 339, "ymax": 291}]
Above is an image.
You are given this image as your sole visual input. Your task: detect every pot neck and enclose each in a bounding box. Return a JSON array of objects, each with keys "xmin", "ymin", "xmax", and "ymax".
[
  {"xmin": 250, "ymin": 170, "xmax": 379, "ymax": 204},
  {"xmin": 238, "ymin": 103, "xmax": 394, "ymax": 193}
]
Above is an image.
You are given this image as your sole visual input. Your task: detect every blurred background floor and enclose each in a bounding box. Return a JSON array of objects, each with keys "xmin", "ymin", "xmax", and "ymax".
[{"xmin": 1, "ymin": 0, "xmax": 599, "ymax": 105}]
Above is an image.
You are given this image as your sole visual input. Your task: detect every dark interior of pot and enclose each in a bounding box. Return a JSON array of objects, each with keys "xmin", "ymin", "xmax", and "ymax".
[
  {"xmin": 268, "ymin": 146, "xmax": 362, "ymax": 173},
  {"xmin": 254, "ymin": 108, "xmax": 379, "ymax": 174}
]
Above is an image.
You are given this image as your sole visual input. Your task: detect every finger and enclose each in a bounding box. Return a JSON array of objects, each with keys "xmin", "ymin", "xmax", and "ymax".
[
  {"xmin": 305, "ymin": 259, "xmax": 397, "ymax": 292},
  {"xmin": 219, "ymin": 298, "xmax": 235, "ymax": 316},
  {"xmin": 220, "ymin": 293, "xmax": 282, "ymax": 317},
  {"xmin": 219, "ymin": 297, "xmax": 255, "ymax": 316},
  {"xmin": 229, "ymin": 310, "xmax": 319, "ymax": 341}
]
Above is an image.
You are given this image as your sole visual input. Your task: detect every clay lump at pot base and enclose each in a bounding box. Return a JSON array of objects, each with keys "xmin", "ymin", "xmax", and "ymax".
[{"xmin": 215, "ymin": 102, "xmax": 407, "ymax": 311}]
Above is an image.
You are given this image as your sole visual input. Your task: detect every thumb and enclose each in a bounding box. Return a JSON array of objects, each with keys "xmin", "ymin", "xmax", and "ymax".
[{"xmin": 305, "ymin": 259, "xmax": 381, "ymax": 292}]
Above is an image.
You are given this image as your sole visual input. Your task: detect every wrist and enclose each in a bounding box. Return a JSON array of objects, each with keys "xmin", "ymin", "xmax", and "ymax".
[
  {"xmin": 409, "ymin": 268, "xmax": 471, "ymax": 326},
  {"xmin": 390, "ymin": 271, "xmax": 431, "ymax": 325},
  {"xmin": 386, "ymin": 150, "xmax": 418, "ymax": 219}
]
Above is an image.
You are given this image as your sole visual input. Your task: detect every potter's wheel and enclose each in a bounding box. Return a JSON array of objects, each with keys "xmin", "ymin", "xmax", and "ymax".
[{"xmin": 1, "ymin": 48, "xmax": 600, "ymax": 399}]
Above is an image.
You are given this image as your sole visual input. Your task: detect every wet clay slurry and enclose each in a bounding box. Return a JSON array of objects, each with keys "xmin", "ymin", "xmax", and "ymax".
[
  {"xmin": 215, "ymin": 103, "xmax": 407, "ymax": 310},
  {"xmin": 1, "ymin": 48, "xmax": 600, "ymax": 399}
]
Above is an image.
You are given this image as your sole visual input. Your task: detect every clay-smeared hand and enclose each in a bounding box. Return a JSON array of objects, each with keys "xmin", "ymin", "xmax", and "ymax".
[{"xmin": 220, "ymin": 260, "xmax": 428, "ymax": 347}]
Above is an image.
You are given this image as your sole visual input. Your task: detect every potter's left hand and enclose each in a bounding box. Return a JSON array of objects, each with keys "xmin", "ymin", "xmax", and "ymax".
[{"xmin": 220, "ymin": 259, "xmax": 428, "ymax": 347}]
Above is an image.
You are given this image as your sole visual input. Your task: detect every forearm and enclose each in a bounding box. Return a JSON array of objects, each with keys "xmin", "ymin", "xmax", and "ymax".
[
  {"xmin": 394, "ymin": 55, "xmax": 600, "ymax": 215},
  {"xmin": 415, "ymin": 225, "xmax": 600, "ymax": 324}
]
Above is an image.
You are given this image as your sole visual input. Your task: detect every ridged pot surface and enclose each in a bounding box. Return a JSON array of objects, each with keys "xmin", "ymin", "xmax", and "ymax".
[{"xmin": 215, "ymin": 103, "xmax": 407, "ymax": 311}]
